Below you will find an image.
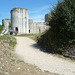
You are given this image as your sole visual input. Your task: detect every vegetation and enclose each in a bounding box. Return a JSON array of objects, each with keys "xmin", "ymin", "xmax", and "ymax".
[
  {"xmin": 0, "ymin": 20, "xmax": 5, "ymax": 33},
  {"xmin": 16, "ymin": 34, "xmax": 42, "ymax": 42},
  {"xmin": 2, "ymin": 20, "xmax": 4, "ymax": 26},
  {"xmin": 38, "ymin": 0, "xmax": 75, "ymax": 55},
  {"xmin": 0, "ymin": 25, "xmax": 4, "ymax": 33},
  {"xmin": 0, "ymin": 34, "xmax": 16, "ymax": 48}
]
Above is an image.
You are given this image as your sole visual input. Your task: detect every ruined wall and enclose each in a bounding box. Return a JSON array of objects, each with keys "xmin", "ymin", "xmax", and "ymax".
[
  {"xmin": 28, "ymin": 19, "xmax": 34, "ymax": 33},
  {"xmin": 2, "ymin": 19, "xmax": 10, "ymax": 30},
  {"xmin": 11, "ymin": 8, "xmax": 29, "ymax": 34},
  {"xmin": 10, "ymin": 8, "xmax": 49, "ymax": 34},
  {"xmin": 33, "ymin": 22, "xmax": 49, "ymax": 34},
  {"xmin": 45, "ymin": 13, "xmax": 51, "ymax": 22},
  {"xmin": 28, "ymin": 19, "xmax": 49, "ymax": 34},
  {"xmin": 2, "ymin": 19, "xmax": 10, "ymax": 34}
]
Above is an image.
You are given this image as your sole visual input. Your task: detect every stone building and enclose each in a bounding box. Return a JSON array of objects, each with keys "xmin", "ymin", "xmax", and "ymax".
[
  {"xmin": 45, "ymin": 13, "xmax": 51, "ymax": 22},
  {"xmin": 10, "ymin": 8, "xmax": 49, "ymax": 34},
  {"xmin": 2, "ymin": 19, "xmax": 10, "ymax": 34},
  {"xmin": 28, "ymin": 19, "xmax": 49, "ymax": 34},
  {"xmin": 2, "ymin": 8, "xmax": 49, "ymax": 35},
  {"xmin": 11, "ymin": 8, "xmax": 29, "ymax": 34},
  {"xmin": 28, "ymin": 19, "xmax": 34, "ymax": 33}
]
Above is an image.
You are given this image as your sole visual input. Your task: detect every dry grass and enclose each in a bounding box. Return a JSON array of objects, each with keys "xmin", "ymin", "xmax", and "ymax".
[{"xmin": 0, "ymin": 35, "xmax": 58, "ymax": 75}]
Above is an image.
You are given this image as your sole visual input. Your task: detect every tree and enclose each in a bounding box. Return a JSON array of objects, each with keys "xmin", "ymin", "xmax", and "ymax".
[
  {"xmin": 49, "ymin": 0, "xmax": 75, "ymax": 46},
  {"xmin": 0, "ymin": 25, "xmax": 3, "ymax": 33},
  {"xmin": 38, "ymin": 0, "xmax": 75, "ymax": 54},
  {"xmin": 2, "ymin": 20, "xmax": 4, "ymax": 26}
]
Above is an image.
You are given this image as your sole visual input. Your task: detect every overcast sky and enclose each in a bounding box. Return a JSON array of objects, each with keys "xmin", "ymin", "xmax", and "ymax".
[{"xmin": 0, "ymin": 0, "xmax": 58, "ymax": 24}]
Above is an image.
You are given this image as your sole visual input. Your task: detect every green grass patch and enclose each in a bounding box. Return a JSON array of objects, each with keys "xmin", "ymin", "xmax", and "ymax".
[
  {"xmin": 0, "ymin": 34, "xmax": 17, "ymax": 48},
  {"xmin": 16, "ymin": 30, "xmax": 47, "ymax": 42},
  {"xmin": 16, "ymin": 34, "xmax": 41, "ymax": 42}
]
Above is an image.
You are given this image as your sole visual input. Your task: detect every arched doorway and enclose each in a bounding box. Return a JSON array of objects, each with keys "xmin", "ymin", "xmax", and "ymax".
[
  {"xmin": 15, "ymin": 27, "xmax": 18, "ymax": 32},
  {"xmin": 15, "ymin": 27, "xmax": 18, "ymax": 35},
  {"xmin": 39, "ymin": 28, "xmax": 41, "ymax": 33},
  {"xmin": 29, "ymin": 29, "xmax": 30, "ymax": 33}
]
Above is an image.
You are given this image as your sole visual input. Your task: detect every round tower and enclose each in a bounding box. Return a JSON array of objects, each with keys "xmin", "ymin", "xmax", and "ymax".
[{"xmin": 11, "ymin": 8, "xmax": 29, "ymax": 34}]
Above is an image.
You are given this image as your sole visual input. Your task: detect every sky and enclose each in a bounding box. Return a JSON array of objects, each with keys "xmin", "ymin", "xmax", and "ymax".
[{"xmin": 0, "ymin": 0, "xmax": 58, "ymax": 24}]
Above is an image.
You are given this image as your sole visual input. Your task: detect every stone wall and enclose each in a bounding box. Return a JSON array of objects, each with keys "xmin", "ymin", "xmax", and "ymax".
[
  {"xmin": 2, "ymin": 19, "xmax": 10, "ymax": 30},
  {"xmin": 2, "ymin": 8, "xmax": 49, "ymax": 34},
  {"xmin": 11, "ymin": 8, "xmax": 29, "ymax": 34},
  {"xmin": 45, "ymin": 13, "xmax": 51, "ymax": 22},
  {"xmin": 28, "ymin": 19, "xmax": 49, "ymax": 34},
  {"xmin": 2, "ymin": 19, "xmax": 10, "ymax": 34}
]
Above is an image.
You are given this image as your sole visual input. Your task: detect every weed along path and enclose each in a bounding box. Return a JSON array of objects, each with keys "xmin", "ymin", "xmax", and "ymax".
[{"xmin": 15, "ymin": 37, "xmax": 75, "ymax": 75}]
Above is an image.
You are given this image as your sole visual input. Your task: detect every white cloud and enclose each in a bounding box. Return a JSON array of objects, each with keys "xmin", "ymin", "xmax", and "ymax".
[
  {"xmin": 29, "ymin": 5, "xmax": 51, "ymax": 22},
  {"xmin": 29, "ymin": 5, "xmax": 49, "ymax": 14}
]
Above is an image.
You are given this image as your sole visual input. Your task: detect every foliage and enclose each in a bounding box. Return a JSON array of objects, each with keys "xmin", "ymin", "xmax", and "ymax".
[
  {"xmin": 0, "ymin": 20, "xmax": 4, "ymax": 33},
  {"xmin": 0, "ymin": 25, "xmax": 4, "ymax": 33},
  {"xmin": 38, "ymin": 0, "xmax": 75, "ymax": 54},
  {"xmin": 16, "ymin": 33, "xmax": 43, "ymax": 42},
  {"xmin": 2, "ymin": 20, "xmax": 4, "ymax": 26}
]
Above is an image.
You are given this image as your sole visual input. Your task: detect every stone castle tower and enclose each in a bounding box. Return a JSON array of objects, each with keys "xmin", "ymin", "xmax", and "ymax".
[
  {"xmin": 11, "ymin": 8, "xmax": 29, "ymax": 34},
  {"xmin": 2, "ymin": 8, "xmax": 49, "ymax": 35}
]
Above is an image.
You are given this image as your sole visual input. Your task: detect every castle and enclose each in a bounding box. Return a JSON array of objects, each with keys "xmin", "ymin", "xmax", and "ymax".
[{"xmin": 2, "ymin": 8, "xmax": 49, "ymax": 34}]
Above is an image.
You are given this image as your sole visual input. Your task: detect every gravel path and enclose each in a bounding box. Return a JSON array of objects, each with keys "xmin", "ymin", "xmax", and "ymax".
[{"xmin": 15, "ymin": 37, "xmax": 75, "ymax": 75}]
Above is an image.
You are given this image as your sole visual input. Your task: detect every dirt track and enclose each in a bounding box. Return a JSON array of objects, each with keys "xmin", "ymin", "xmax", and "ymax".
[{"xmin": 15, "ymin": 37, "xmax": 75, "ymax": 75}]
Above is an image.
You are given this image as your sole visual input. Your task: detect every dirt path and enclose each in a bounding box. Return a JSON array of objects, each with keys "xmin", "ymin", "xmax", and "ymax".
[{"xmin": 15, "ymin": 37, "xmax": 75, "ymax": 75}]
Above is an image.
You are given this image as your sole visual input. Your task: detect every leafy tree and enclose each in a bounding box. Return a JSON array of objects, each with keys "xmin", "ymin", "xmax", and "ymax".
[
  {"xmin": 2, "ymin": 20, "xmax": 4, "ymax": 26},
  {"xmin": 38, "ymin": 0, "xmax": 75, "ymax": 54},
  {"xmin": 0, "ymin": 25, "xmax": 3, "ymax": 33}
]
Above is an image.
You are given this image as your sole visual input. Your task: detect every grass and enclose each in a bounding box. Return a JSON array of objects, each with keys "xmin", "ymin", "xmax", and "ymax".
[
  {"xmin": 16, "ymin": 30, "xmax": 47, "ymax": 42},
  {"xmin": 0, "ymin": 34, "xmax": 16, "ymax": 48},
  {"xmin": 16, "ymin": 34, "xmax": 41, "ymax": 42}
]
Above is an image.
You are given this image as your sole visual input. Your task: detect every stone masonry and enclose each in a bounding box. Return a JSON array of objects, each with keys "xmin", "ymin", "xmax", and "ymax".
[
  {"xmin": 2, "ymin": 8, "xmax": 49, "ymax": 34},
  {"xmin": 2, "ymin": 19, "xmax": 10, "ymax": 34}
]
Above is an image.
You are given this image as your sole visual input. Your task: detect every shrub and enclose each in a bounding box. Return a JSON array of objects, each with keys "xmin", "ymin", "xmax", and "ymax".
[
  {"xmin": 0, "ymin": 25, "xmax": 4, "ymax": 33},
  {"xmin": 38, "ymin": 0, "xmax": 75, "ymax": 54}
]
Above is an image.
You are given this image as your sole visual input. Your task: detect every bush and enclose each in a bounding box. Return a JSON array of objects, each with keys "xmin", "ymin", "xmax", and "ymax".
[
  {"xmin": 0, "ymin": 25, "xmax": 4, "ymax": 33},
  {"xmin": 38, "ymin": 0, "xmax": 75, "ymax": 54}
]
